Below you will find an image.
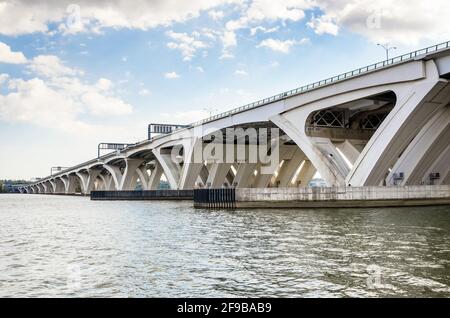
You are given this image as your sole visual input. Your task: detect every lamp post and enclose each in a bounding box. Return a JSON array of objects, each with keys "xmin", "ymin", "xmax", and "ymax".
[
  {"xmin": 203, "ymin": 107, "xmax": 218, "ymax": 117},
  {"xmin": 377, "ymin": 43, "xmax": 397, "ymax": 61}
]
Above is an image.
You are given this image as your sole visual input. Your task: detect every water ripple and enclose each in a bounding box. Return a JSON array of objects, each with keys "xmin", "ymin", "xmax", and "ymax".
[{"xmin": 0, "ymin": 194, "xmax": 449, "ymax": 297}]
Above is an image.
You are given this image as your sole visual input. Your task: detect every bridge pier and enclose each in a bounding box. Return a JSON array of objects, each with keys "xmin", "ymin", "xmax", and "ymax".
[
  {"xmin": 271, "ymin": 114, "xmax": 345, "ymax": 186},
  {"xmin": 206, "ymin": 163, "xmax": 232, "ymax": 188},
  {"xmin": 276, "ymin": 149, "xmax": 306, "ymax": 187},
  {"xmin": 347, "ymin": 64, "xmax": 450, "ymax": 186}
]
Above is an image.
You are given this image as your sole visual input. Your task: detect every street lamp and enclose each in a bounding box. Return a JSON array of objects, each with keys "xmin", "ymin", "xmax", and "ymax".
[
  {"xmin": 203, "ymin": 107, "xmax": 218, "ymax": 117},
  {"xmin": 377, "ymin": 43, "xmax": 397, "ymax": 61}
]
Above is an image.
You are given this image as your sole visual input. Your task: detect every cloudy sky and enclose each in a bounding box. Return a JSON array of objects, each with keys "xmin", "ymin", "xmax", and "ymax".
[{"xmin": 1, "ymin": 0, "xmax": 449, "ymax": 180}]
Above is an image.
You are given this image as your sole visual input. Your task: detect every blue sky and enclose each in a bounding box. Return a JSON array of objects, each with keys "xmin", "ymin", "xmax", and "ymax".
[{"xmin": 0, "ymin": 0, "xmax": 449, "ymax": 180}]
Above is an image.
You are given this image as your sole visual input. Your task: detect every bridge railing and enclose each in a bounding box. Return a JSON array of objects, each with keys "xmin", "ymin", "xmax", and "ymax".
[{"xmin": 190, "ymin": 40, "xmax": 450, "ymax": 127}]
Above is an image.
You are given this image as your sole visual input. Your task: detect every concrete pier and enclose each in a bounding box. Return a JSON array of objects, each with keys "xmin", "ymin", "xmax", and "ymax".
[
  {"xmin": 194, "ymin": 185, "xmax": 450, "ymax": 209},
  {"xmin": 91, "ymin": 190, "xmax": 193, "ymax": 201}
]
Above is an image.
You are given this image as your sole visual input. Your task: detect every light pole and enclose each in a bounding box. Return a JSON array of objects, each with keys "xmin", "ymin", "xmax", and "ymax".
[
  {"xmin": 203, "ymin": 107, "xmax": 218, "ymax": 117},
  {"xmin": 377, "ymin": 43, "xmax": 397, "ymax": 61}
]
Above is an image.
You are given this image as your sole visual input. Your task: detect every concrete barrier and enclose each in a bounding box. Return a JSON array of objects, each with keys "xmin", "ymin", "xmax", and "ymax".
[
  {"xmin": 91, "ymin": 190, "xmax": 193, "ymax": 201},
  {"xmin": 234, "ymin": 185, "xmax": 450, "ymax": 208}
]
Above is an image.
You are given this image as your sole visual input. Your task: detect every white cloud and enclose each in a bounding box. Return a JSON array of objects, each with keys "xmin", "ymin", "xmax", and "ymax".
[
  {"xmin": 0, "ymin": 1, "xmax": 447, "ymax": 48},
  {"xmin": 270, "ymin": 61, "xmax": 280, "ymax": 67},
  {"xmin": 234, "ymin": 69, "xmax": 248, "ymax": 76},
  {"xmin": 0, "ymin": 77, "xmax": 87, "ymax": 133},
  {"xmin": 27, "ymin": 55, "xmax": 82, "ymax": 78},
  {"xmin": 226, "ymin": 0, "xmax": 312, "ymax": 31},
  {"xmin": 219, "ymin": 52, "xmax": 235, "ymax": 59},
  {"xmin": 166, "ymin": 30, "xmax": 208, "ymax": 61},
  {"xmin": 219, "ymin": 30, "xmax": 237, "ymax": 58},
  {"xmin": 315, "ymin": 0, "xmax": 450, "ymax": 45},
  {"xmin": 164, "ymin": 71, "xmax": 180, "ymax": 79},
  {"xmin": 0, "ymin": 0, "xmax": 242, "ymax": 36},
  {"xmin": 138, "ymin": 88, "xmax": 151, "ymax": 96},
  {"xmin": 96, "ymin": 78, "xmax": 113, "ymax": 91},
  {"xmin": 0, "ymin": 52, "xmax": 133, "ymax": 134},
  {"xmin": 0, "ymin": 42, "xmax": 27, "ymax": 64},
  {"xmin": 250, "ymin": 25, "xmax": 279, "ymax": 36},
  {"xmin": 221, "ymin": 30, "xmax": 237, "ymax": 48},
  {"xmin": 307, "ymin": 14, "xmax": 338, "ymax": 36},
  {"xmin": 0, "ymin": 73, "xmax": 9, "ymax": 85},
  {"xmin": 81, "ymin": 91, "xmax": 132, "ymax": 116},
  {"xmin": 195, "ymin": 66, "xmax": 205, "ymax": 73},
  {"xmin": 208, "ymin": 10, "xmax": 225, "ymax": 21},
  {"xmin": 257, "ymin": 38, "xmax": 309, "ymax": 53}
]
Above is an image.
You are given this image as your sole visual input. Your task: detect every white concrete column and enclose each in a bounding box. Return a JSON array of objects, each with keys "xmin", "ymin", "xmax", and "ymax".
[
  {"xmin": 136, "ymin": 166, "xmax": 150, "ymax": 190},
  {"xmin": 179, "ymin": 162, "xmax": 204, "ymax": 189},
  {"xmin": 296, "ymin": 160, "xmax": 316, "ymax": 187},
  {"xmin": 347, "ymin": 64, "xmax": 449, "ymax": 186},
  {"xmin": 178, "ymin": 137, "xmax": 205, "ymax": 190},
  {"xmin": 270, "ymin": 114, "xmax": 346, "ymax": 187},
  {"xmin": 38, "ymin": 183, "xmax": 43, "ymax": 193},
  {"xmin": 84, "ymin": 170, "xmax": 102, "ymax": 194},
  {"xmin": 60, "ymin": 176, "xmax": 69, "ymax": 193},
  {"xmin": 49, "ymin": 180, "xmax": 56, "ymax": 193},
  {"xmin": 198, "ymin": 165, "xmax": 209, "ymax": 187},
  {"xmin": 121, "ymin": 159, "xmax": 143, "ymax": 190},
  {"xmin": 103, "ymin": 159, "xmax": 144, "ymax": 191},
  {"xmin": 102, "ymin": 174, "xmax": 115, "ymax": 190},
  {"xmin": 311, "ymin": 137, "xmax": 351, "ymax": 181},
  {"xmin": 421, "ymin": 143, "xmax": 450, "ymax": 185},
  {"xmin": 233, "ymin": 163, "xmax": 257, "ymax": 188},
  {"xmin": 206, "ymin": 163, "xmax": 232, "ymax": 188},
  {"xmin": 54, "ymin": 178, "xmax": 65, "ymax": 193},
  {"xmin": 153, "ymin": 148, "xmax": 180, "ymax": 190},
  {"xmin": 335, "ymin": 139, "xmax": 361, "ymax": 165},
  {"xmin": 277, "ymin": 149, "xmax": 306, "ymax": 187},
  {"xmin": 387, "ymin": 105, "xmax": 450, "ymax": 185},
  {"xmin": 148, "ymin": 162, "xmax": 164, "ymax": 190},
  {"xmin": 67, "ymin": 175, "xmax": 80, "ymax": 193},
  {"xmin": 76, "ymin": 171, "xmax": 89, "ymax": 194},
  {"xmin": 102, "ymin": 165, "xmax": 121, "ymax": 190}
]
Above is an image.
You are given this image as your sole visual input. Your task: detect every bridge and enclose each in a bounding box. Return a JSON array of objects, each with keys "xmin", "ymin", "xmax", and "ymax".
[{"xmin": 19, "ymin": 41, "xmax": 450, "ymax": 196}]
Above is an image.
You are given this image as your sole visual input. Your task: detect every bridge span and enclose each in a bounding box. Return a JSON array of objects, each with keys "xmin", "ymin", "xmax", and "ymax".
[{"xmin": 20, "ymin": 42, "xmax": 450, "ymax": 195}]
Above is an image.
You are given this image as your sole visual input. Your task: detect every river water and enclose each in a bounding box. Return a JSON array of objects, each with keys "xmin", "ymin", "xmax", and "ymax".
[{"xmin": 0, "ymin": 194, "xmax": 449, "ymax": 298}]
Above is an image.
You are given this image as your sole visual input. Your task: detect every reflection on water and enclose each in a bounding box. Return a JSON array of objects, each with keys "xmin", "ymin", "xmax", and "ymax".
[{"xmin": 0, "ymin": 194, "xmax": 449, "ymax": 298}]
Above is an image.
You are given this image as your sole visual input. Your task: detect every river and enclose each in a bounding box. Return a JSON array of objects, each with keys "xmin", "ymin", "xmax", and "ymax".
[{"xmin": 0, "ymin": 194, "xmax": 449, "ymax": 297}]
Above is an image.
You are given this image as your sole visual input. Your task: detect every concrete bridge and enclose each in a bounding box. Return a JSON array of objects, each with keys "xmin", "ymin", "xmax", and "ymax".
[{"xmin": 20, "ymin": 42, "xmax": 450, "ymax": 195}]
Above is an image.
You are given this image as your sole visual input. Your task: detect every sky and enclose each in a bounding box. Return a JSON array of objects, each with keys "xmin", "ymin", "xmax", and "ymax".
[{"xmin": 1, "ymin": 0, "xmax": 449, "ymax": 180}]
